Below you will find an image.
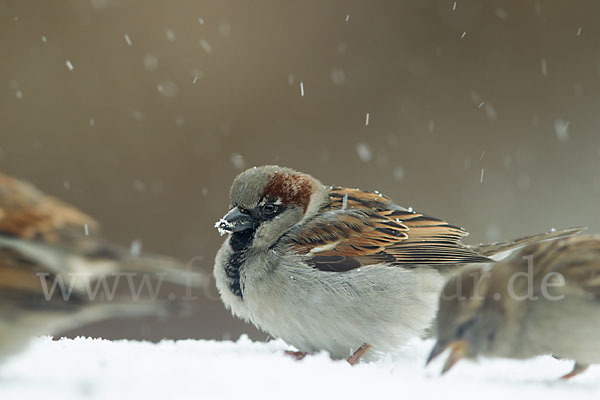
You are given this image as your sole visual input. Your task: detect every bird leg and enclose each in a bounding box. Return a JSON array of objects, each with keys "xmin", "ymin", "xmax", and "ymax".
[
  {"xmin": 560, "ymin": 362, "xmax": 589, "ymax": 380},
  {"xmin": 347, "ymin": 343, "xmax": 371, "ymax": 366},
  {"xmin": 284, "ymin": 350, "xmax": 309, "ymax": 361}
]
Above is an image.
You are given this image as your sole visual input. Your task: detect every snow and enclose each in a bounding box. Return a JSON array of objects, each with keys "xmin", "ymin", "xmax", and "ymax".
[
  {"xmin": 1, "ymin": 336, "xmax": 598, "ymax": 400},
  {"xmin": 215, "ymin": 217, "xmax": 233, "ymax": 236},
  {"xmin": 230, "ymin": 153, "xmax": 245, "ymax": 169},
  {"xmin": 199, "ymin": 39, "xmax": 212, "ymax": 53},
  {"xmin": 541, "ymin": 58, "xmax": 548, "ymax": 76},
  {"xmin": 555, "ymin": 119, "xmax": 570, "ymax": 141},
  {"xmin": 144, "ymin": 53, "xmax": 158, "ymax": 71},
  {"xmin": 330, "ymin": 68, "xmax": 346, "ymax": 85},
  {"xmin": 356, "ymin": 142, "xmax": 372, "ymax": 162},
  {"xmin": 428, "ymin": 120, "xmax": 435, "ymax": 132},
  {"xmin": 129, "ymin": 239, "xmax": 142, "ymax": 256}
]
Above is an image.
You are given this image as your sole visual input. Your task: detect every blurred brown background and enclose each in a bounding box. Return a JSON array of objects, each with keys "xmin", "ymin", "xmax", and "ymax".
[{"xmin": 1, "ymin": 0, "xmax": 599, "ymax": 341}]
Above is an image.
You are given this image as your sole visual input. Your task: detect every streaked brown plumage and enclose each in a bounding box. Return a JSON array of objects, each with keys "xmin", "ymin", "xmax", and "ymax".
[
  {"xmin": 0, "ymin": 173, "xmax": 97, "ymax": 241},
  {"xmin": 214, "ymin": 165, "xmax": 584, "ymax": 362},
  {"xmin": 289, "ymin": 186, "xmax": 491, "ymax": 272},
  {"xmin": 0, "ymin": 172, "xmax": 197, "ymax": 361},
  {"xmin": 428, "ymin": 234, "xmax": 600, "ymax": 379}
]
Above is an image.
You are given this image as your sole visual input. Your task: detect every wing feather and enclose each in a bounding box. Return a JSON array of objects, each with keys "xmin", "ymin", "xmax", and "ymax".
[
  {"xmin": 0, "ymin": 173, "xmax": 98, "ymax": 242},
  {"xmin": 526, "ymin": 235, "xmax": 600, "ymax": 297},
  {"xmin": 290, "ymin": 186, "xmax": 490, "ymax": 271}
]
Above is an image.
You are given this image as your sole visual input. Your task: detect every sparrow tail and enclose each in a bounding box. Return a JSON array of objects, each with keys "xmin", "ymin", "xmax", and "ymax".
[{"xmin": 469, "ymin": 227, "xmax": 586, "ymax": 260}]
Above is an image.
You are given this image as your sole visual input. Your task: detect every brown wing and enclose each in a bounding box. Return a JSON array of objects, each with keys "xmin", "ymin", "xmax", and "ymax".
[
  {"xmin": 0, "ymin": 247, "xmax": 85, "ymax": 311},
  {"xmin": 0, "ymin": 173, "xmax": 98, "ymax": 242},
  {"xmin": 290, "ymin": 186, "xmax": 490, "ymax": 272},
  {"xmin": 0, "ymin": 173, "xmax": 117, "ymax": 277},
  {"xmin": 0, "ymin": 173, "xmax": 198, "ymax": 288},
  {"xmin": 522, "ymin": 235, "xmax": 600, "ymax": 297},
  {"xmin": 469, "ymin": 227, "xmax": 586, "ymax": 258}
]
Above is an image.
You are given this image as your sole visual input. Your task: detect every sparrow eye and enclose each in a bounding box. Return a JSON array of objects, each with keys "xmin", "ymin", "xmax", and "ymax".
[
  {"xmin": 456, "ymin": 318, "xmax": 475, "ymax": 338},
  {"xmin": 263, "ymin": 203, "xmax": 279, "ymax": 216}
]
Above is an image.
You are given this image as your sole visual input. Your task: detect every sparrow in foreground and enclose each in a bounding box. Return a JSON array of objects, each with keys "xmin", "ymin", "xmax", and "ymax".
[
  {"xmin": 214, "ymin": 165, "xmax": 581, "ymax": 363},
  {"xmin": 427, "ymin": 234, "xmax": 600, "ymax": 379},
  {"xmin": 0, "ymin": 172, "xmax": 198, "ymax": 361}
]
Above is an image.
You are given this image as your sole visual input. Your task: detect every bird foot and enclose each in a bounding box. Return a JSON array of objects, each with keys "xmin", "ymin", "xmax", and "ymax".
[
  {"xmin": 347, "ymin": 343, "xmax": 371, "ymax": 366},
  {"xmin": 284, "ymin": 350, "xmax": 308, "ymax": 361},
  {"xmin": 560, "ymin": 363, "xmax": 588, "ymax": 380}
]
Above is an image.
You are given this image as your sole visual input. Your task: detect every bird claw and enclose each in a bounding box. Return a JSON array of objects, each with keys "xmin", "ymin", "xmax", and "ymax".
[
  {"xmin": 560, "ymin": 363, "xmax": 588, "ymax": 380},
  {"xmin": 284, "ymin": 350, "xmax": 308, "ymax": 361},
  {"xmin": 347, "ymin": 343, "xmax": 371, "ymax": 366}
]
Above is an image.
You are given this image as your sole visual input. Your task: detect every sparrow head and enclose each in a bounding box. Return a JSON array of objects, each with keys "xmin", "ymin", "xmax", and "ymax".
[
  {"xmin": 215, "ymin": 166, "xmax": 329, "ymax": 250},
  {"xmin": 427, "ymin": 265, "xmax": 506, "ymax": 374}
]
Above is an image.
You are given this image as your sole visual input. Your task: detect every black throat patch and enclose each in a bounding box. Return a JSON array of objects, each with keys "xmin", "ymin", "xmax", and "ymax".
[{"xmin": 226, "ymin": 228, "xmax": 255, "ymax": 299}]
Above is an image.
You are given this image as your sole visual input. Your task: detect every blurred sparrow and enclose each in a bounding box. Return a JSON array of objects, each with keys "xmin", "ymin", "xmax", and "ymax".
[
  {"xmin": 0, "ymin": 172, "xmax": 196, "ymax": 360},
  {"xmin": 213, "ymin": 165, "xmax": 581, "ymax": 363},
  {"xmin": 427, "ymin": 234, "xmax": 599, "ymax": 379}
]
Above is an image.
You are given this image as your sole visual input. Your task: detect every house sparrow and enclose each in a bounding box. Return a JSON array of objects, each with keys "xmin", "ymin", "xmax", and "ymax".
[
  {"xmin": 0, "ymin": 172, "xmax": 197, "ymax": 360},
  {"xmin": 213, "ymin": 165, "xmax": 582, "ymax": 363},
  {"xmin": 427, "ymin": 234, "xmax": 600, "ymax": 379},
  {"xmin": 0, "ymin": 256, "xmax": 174, "ymax": 361},
  {"xmin": 0, "ymin": 172, "xmax": 200, "ymax": 287}
]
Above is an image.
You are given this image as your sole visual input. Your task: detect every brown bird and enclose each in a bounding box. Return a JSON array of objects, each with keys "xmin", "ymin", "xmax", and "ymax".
[
  {"xmin": 427, "ymin": 234, "xmax": 600, "ymax": 379},
  {"xmin": 0, "ymin": 172, "xmax": 198, "ymax": 361},
  {"xmin": 213, "ymin": 165, "xmax": 583, "ymax": 363}
]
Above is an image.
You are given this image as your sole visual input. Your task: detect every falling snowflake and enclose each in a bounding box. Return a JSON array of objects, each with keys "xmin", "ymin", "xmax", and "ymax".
[
  {"xmin": 554, "ymin": 119, "xmax": 570, "ymax": 141},
  {"xmin": 540, "ymin": 58, "xmax": 548, "ymax": 77},
  {"xmin": 166, "ymin": 29, "xmax": 175, "ymax": 41},
  {"xmin": 393, "ymin": 166, "xmax": 405, "ymax": 182},
  {"xmin": 356, "ymin": 143, "xmax": 372, "ymax": 162},
  {"xmin": 130, "ymin": 239, "xmax": 143, "ymax": 256},
  {"xmin": 199, "ymin": 39, "xmax": 212, "ymax": 53},
  {"xmin": 231, "ymin": 153, "xmax": 245, "ymax": 169}
]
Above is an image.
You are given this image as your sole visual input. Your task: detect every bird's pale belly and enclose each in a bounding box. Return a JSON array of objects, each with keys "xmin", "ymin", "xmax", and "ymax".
[{"xmin": 241, "ymin": 262, "xmax": 444, "ymax": 359}]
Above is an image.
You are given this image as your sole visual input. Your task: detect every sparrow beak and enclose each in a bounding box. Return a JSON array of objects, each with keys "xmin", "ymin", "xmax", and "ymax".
[
  {"xmin": 426, "ymin": 340, "xmax": 447, "ymax": 366},
  {"xmin": 215, "ymin": 207, "xmax": 257, "ymax": 235},
  {"xmin": 442, "ymin": 341, "xmax": 467, "ymax": 374},
  {"xmin": 426, "ymin": 340, "xmax": 468, "ymax": 374}
]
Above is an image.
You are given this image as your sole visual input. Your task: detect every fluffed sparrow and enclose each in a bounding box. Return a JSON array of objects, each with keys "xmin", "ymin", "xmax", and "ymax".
[
  {"xmin": 213, "ymin": 165, "xmax": 581, "ymax": 363},
  {"xmin": 0, "ymin": 172, "xmax": 195, "ymax": 360},
  {"xmin": 427, "ymin": 234, "xmax": 599, "ymax": 379},
  {"xmin": 0, "ymin": 172, "xmax": 199, "ymax": 287}
]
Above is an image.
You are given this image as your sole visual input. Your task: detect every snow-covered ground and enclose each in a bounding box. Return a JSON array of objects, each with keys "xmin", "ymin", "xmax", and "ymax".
[{"xmin": 0, "ymin": 336, "xmax": 598, "ymax": 399}]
